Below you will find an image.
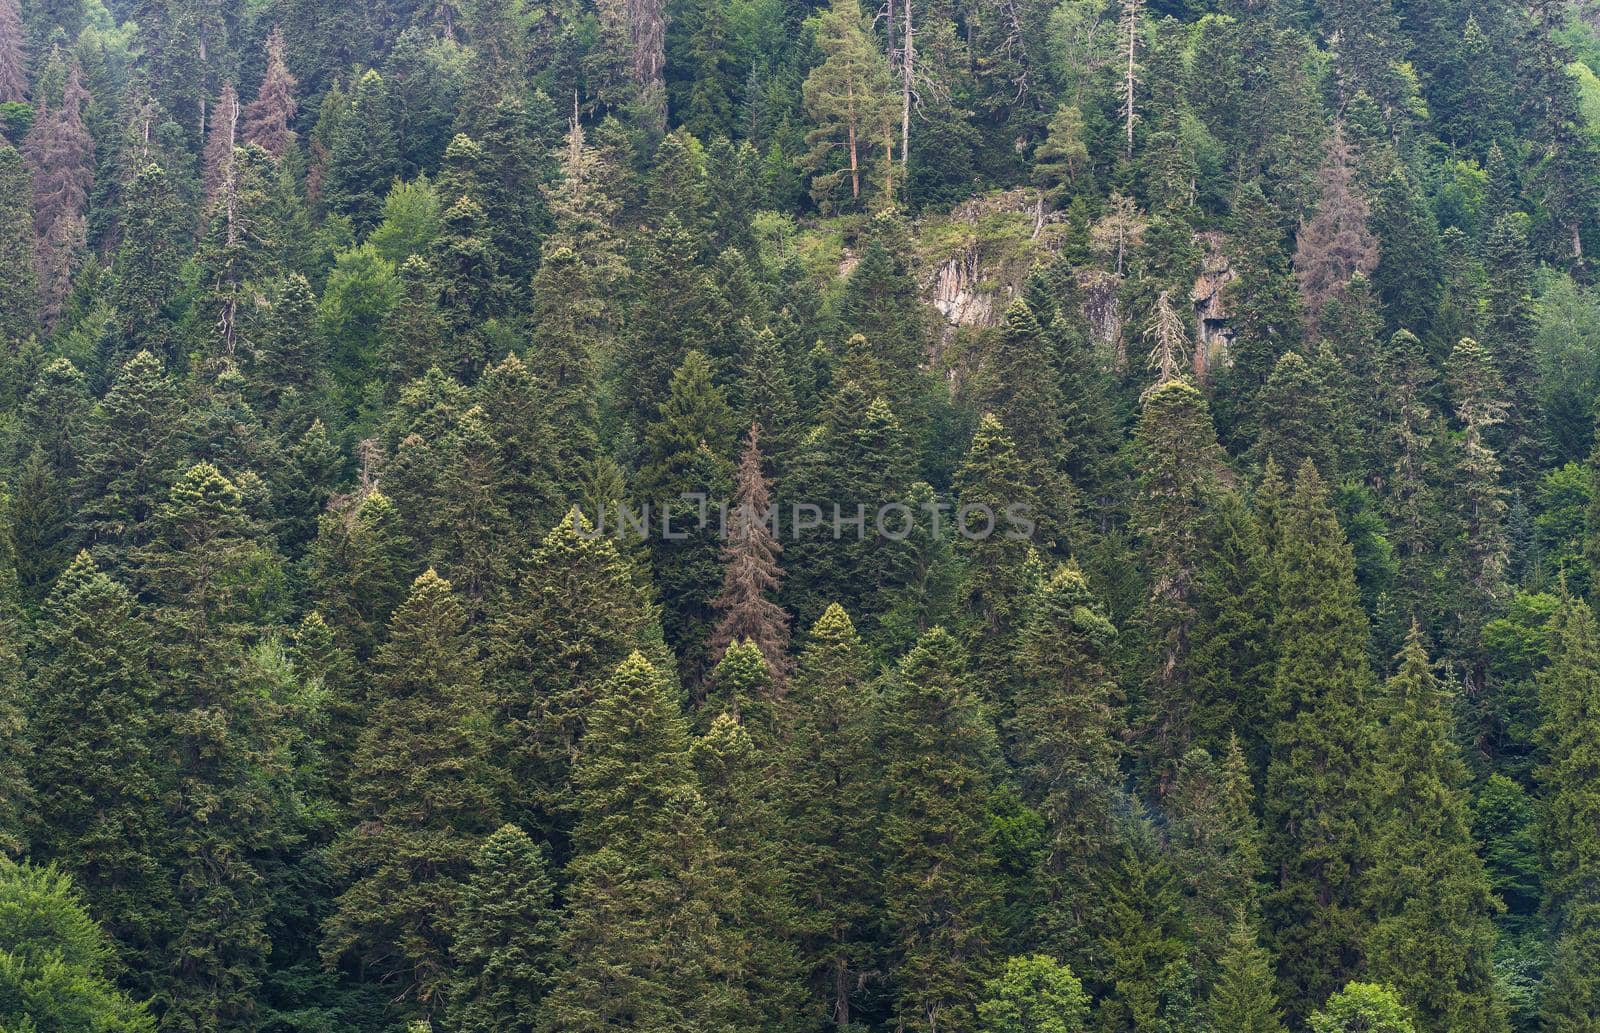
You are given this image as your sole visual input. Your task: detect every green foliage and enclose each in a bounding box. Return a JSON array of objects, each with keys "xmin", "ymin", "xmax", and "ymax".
[
  {"xmin": 976, "ymin": 954, "xmax": 1090, "ymax": 1033},
  {"xmin": 1308, "ymin": 982, "xmax": 1416, "ymax": 1033},
  {"xmin": 0, "ymin": 858, "xmax": 155, "ymax": 1032}
]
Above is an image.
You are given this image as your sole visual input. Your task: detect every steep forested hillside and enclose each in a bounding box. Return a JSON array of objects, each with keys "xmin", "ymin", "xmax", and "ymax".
[{"xmin": 2, "ymin": 0, "xmax": 1600, "ymax": 1029}]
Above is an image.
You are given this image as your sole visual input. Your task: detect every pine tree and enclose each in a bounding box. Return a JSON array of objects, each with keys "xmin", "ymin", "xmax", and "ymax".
[
  {"xmin": 446, "ymin": 824, "xmax": 560, "ymax": 1033},
  {"xmin": 1264, "ymin": 462, "xmax": 1378, "ymax": 1022},
  {"xmin": 880, "ymin": 627, "xmax": 1000, "ymax": 1033},
  {"xmin": 782, "ymin": 604, "xmax": 881, "ymax": 1028},
  {"xmin": 323, "ymin": 570, "xmax": 500, "ymax": 1023},
  {"xmin": 543, "ymin": 651, "xmax": 743, "ymax": 1030},
  {"xmin": 800, "ymin": 0, "xmax": 896, "ymax": 212},
  {"xmin": 0, "ymin": 143, "xmax": 38, "ymax": 340},
  {"xmin": 709, "ymin": 423, "xmax": 791, "ymax": 680},
  {"xmin": 1365, "ymin": 627, "xmax": 1507, "ymax": 1033},
  {"xmin": 1536, "ymin": 595, "xmax": 1600, "ymax": 1032},
  {"xmin": 242, "ymin": 25, "xmax": 297, "ymax": 158},
  {"xmin": 1006, "ymin": 563, "xmax": 1122, "ymax": 956},
  {"xmin": 1033, "ymin": 104, "xmax": 1090, "ymax": 202}
]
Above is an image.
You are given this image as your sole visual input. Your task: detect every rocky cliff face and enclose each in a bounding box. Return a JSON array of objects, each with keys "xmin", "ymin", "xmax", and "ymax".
[{"xmin": 917, "ymin": 189, "xmax": 1059, "ymax": 338}]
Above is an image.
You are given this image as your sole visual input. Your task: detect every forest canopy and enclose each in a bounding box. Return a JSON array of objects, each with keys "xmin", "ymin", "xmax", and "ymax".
[{"xmin": 1, "ymin": 0, "xmax": 1600, "ymax": 1030}]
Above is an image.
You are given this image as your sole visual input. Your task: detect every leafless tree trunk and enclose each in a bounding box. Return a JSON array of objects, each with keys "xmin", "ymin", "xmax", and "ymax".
[{"xmin": 1122, "ymin": 0, "xmax": 1141, "ymax": 158}]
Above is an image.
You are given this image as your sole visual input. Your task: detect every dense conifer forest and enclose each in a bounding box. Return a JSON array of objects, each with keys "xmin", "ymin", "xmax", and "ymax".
[{"xmin": 3, "ymin": 0, "xmax": 1600, "ymax": 1028}]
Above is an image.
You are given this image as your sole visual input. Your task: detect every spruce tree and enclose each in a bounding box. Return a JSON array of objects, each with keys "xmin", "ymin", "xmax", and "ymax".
[
  {"xmin": 880, "ymin": 627, "xmax": 1001, "ymax": 1033},
  {"xmin": 487, "ymin": 511, "xmax": 666, "ymax": 833},
  {"xmin": 1444, "ymin": 337, "xmax": 1510, "ymax": 687},
  {"xmin": 782, "ymin": 604, "xmax": 881, "ymax": 1028},
  {"xmin": 1536, "ymin": 595, "xmax": 1600, "ymax": 1032},
  {"xmin": 544, "ymin": 651, "xmax": 743, "ymax": 1030},
  {"xmin": 1006, "ymin": 563, "xmax": 1122, "ymax": 957},
  {"xmin": 446, "ymin": 824, "xmax": 560, "ymax": 1033},
  {"xmin": 1365, "ymin": 627, "xmax": 1507, "ymax": 1033},
  {"xmin": 1168, "ymin": 738, "xmax": 1265, "ymax": 980},
  {"xmin": 709, "ymin": 423, "xmax": 791, "ymax": 680},
  {"xmin": 0, "ymin": 143, "xmax": 38, "ymax": 340},
  {"xmin": 26, "ymin": 553, "xmax": 173, "ymax": 986},
  {"xmin": 1209, "ymin": 914, "xmax": 1287, "ymax": 1033},
  {"xmin": 322, "ymin": 70, "xmax": 400, "ymax": 234},
  {"xmin": 691, "ymin": 711, "xmax": 808, "ymax": 1031},
  {"xmin": 323, "ymin": 570, "xmax": 500, "ymax": 1022},
  {"xmin": 242, "ymin": 25, "xmax": 297, "ymax": 158},
  {"xmin": 1264, "ymin": 461, "xmax": 1378, "ymax": 1022},
  {"xmin": 0, "ymin": 600, "xmax": 27, "ymax": 857},
  {"xmin": 309, "ymin": 489, "xmax": 416, "ymax": 662},
  {"xmin": 1131, "ymin": 379, "xmax": 1227, "ymax": 783},
  {"xmin": 954, "ymin": 414, "xmax": 1040, "ymax": 683},
  {"xmin": 107, "ymin": 162, "xmax": 190, "ymax": 363}
]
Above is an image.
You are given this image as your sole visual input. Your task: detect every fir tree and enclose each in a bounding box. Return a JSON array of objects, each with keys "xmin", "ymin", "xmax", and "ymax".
[
  {"xmin": 242, "ymin": 26, "xmax": 297, "ymax": 158},
  {"xmin": 1264, "ymin": 462, "xmax": 1378, "ymax": 1022},
  {"xmin": 691, "ymin": 711, "xmax": 808, "ymax": 1030},
  {"xmin": 544, "ymin": 651, "xmax": 743, "ymax": 1030},
  {"xmin": 1370, "ymin": 167, "xmax": 1441, "ymax": 335},
  {"xmin": 880, "ymin": 627, "xmax": 1001, "ymax": 1033},
  {"xmin": 108, "ymin": 162, "xmax": 190, "ymax": 362},
  {"xmin": 1365, "ymin": 627, "xmax": 1507, "ymax": 1033},
  {"xmin": 709, "ymin": 423, "xmax": 791, "ymax": 680},
  {"xmin": 1293, "ymin": 128, "xmax": 1377, "ymax": 325},
  {"xmin": 1536, "ymin": 595, "xmax": 1600, "ymax": 1032},
  {"xmin": 782, "ymin": 604, "xmax": 881, "ymax": 1028},
  {"xmin": 1168, "ymin": 739, "xmax": 1265, "ymax": 980},
  {"xmin": 309, "ymin": 488, "xmax": 416, "ymax": 662},
  {"xmin": 0, "ymin": 0, "xmax": 23, "ymax": 104},
  {"xmin": 954, "ymin": 414, "xmax": 1039, "ymax": 682},
  {"xmin": 1444, "ymin": 337, "xmax": 1510, "ymax": 686},
  {"xmin": 0, "ymin": 143, "xmax": 39, "ymax": 339},
  {"xmin": 24, "ymin": 65, "xmax": 92, "ymax": 325},
  {"xmin": 323, "ymin": 570, "xmax": 500, "ymax": 1023},
  {"xmin": 1131, "ymin": 379, "xmax": 1227, "ymax": 783},
  {"xmin": 0, "ymin": 858, "xmax": 156, "ymax": 1033},
  {"xmin": 0, "ymin": 604, "xmax": 27, "ymax": 857},
  {"xmin": 1209, "ymin": 914, "xmax": 1287, "ymax": 1033},
  {"xmin": 321, "ymin": 70, "xmax": 399, "ymax": 234},
  {"xmin": 25, "ymin": 553, "xmax": 173, "ymax": 986},
  {"xmin": 446, "ymin": 824, "xmax": 560, "ymax": 1033},
  {"xmin": 1006, "ymin": 564, "xmax": 1122, "ymax": 957}
]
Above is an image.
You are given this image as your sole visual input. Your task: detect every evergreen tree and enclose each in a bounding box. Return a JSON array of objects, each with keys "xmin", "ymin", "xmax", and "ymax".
[
  {"xmin": 691, "ymin": 711, "xmax": 808, "ymax": 1030},
  {"xmin": 954, "ymin": 414, "xmax": 1039, "ymax": 681},
  {"xmin": 487, "ymin": 511, "xmax": 665, "ymax": 832},
  {"xmin": 446, "ymin": 824, "xmax": 560, "ymax": 1033},
  {"xmin": 1370, "ymin": 166, "xmax": 1442, "ymax": 335},
  {"xmin": 323, "ymin": 571, "xmax": 500, "ymax": 1023},
  {"xmin": 1444, "ymin": 337, "xmax": 1510, "ymax": 686},
  {"xmin": 709, "ymin": 423, "xmax": 791, "ymax": 680},
  {"xmin": 1264, "ymin": 462, "xmax": 1378, "ymax": 1022},
  {"xmin": 1208, "ymin": 913, "xmax": 1287, "ymax": 1033},
  {"xmin": 322, "ymin": 70, "xmax": 400, "ymax": 234},
  {"xmin": 1168, "ymin": 738, "xmax": 1265, "ymax": 980},
  {"xmin": 0, "ymin": 143, "xmax": 39, "ymax": 339},
  {"xmin": 242, "ymin": 25, "xmax": 297, "ymax": 158},
  {"xmin": 309, "ymin": 489, "xmax": 416, "ymax": 662},
  {"xmin": 1131, "ymin": 379, "xmax": 1227, "ymax": 782},
  {"xmin": 782, "ymin": 604, "xmax": 881, "ymax": 1029},
  {"xmin": 1536, "ymin": 595, "xmax": 1600, "ymax": 1032},
  {"xmin": 24, "ymin": 65, "xmax": 92, "ymax": 326},
  {"xmin": 1365, "ymin": 627, "xmax": 1506, "ymax": 1033},
  {"xmin": 0, "ymin": 857, "xmax": 156, "ymax": 1033},
  {"xmin": 0, "ymin": 596, "xmax": 27, "ymax": 857},
  {"xmin": 1006, "ymin": 563, "xmax": 1122, "ymax": 957},
  {"xmin": 108, "ymin": 163, "xmax": 190, "ymax": 363},
  {"xmin": 880, "ymin": 627, "xmax": 1000, "ymax": 1033},
  {"xmin": 800, "ymin": 0, "xmax": 895, "ymax": 212},
  {"xmin": 543, "ymin": 651, "xmax": 743, "ymax": 1030},
  {"xmin": 74, "ymin": 350, "xmax": 188, "ymax": 572},
  {"xmin": 26, "ymin": 553, "xmax": 173, "ymax": 986}
]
